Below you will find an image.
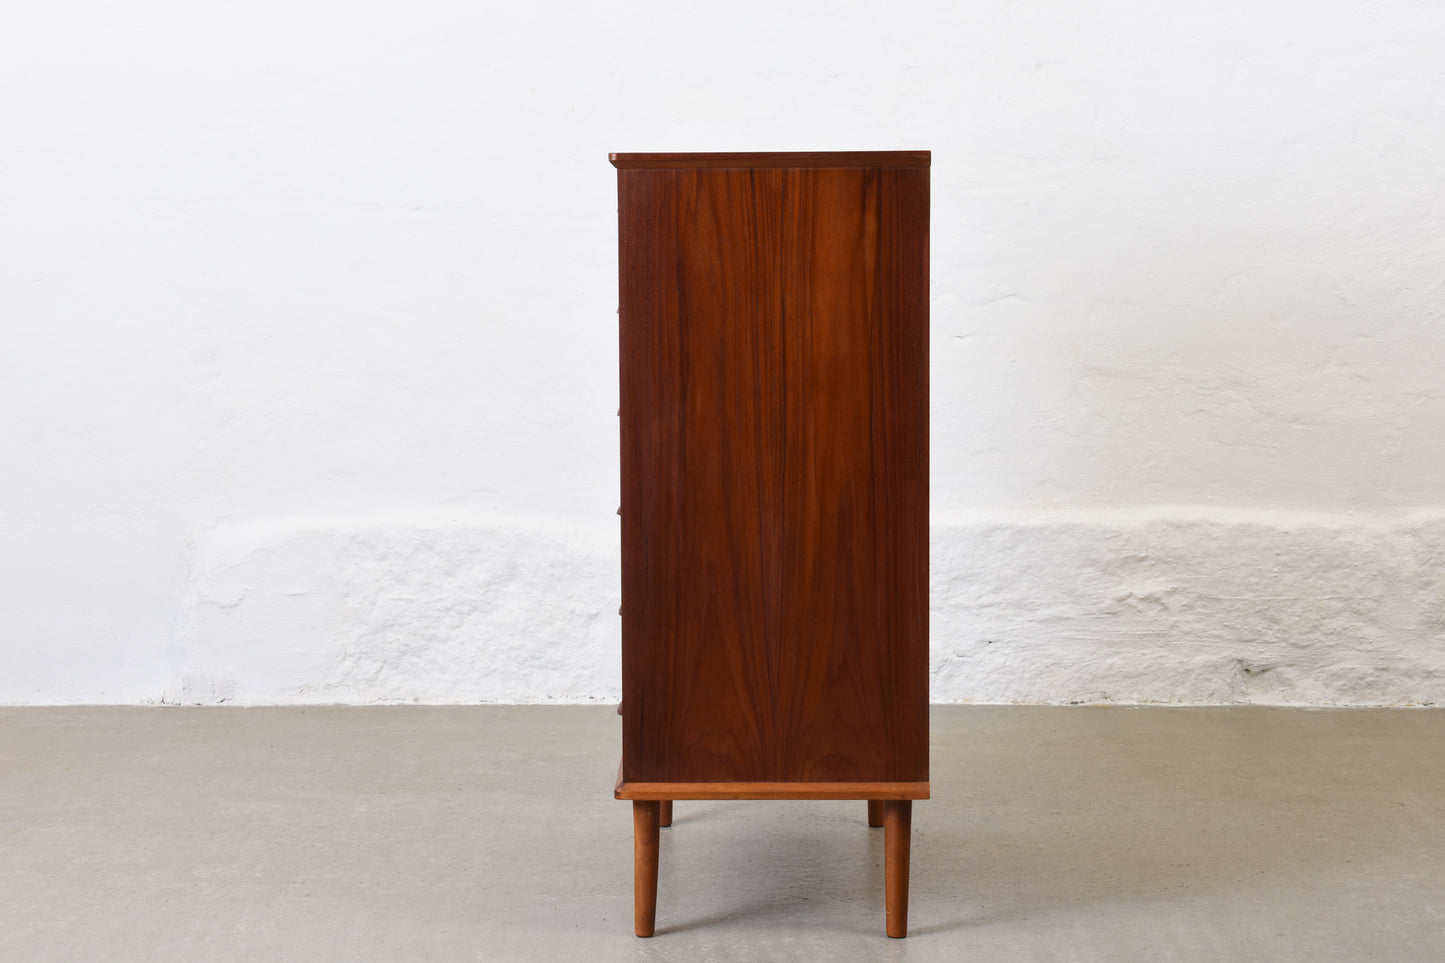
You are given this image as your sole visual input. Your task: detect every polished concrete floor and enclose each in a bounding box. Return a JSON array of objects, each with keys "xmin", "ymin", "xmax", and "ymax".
[{"xmin": 1, "ymin": 705, "xmax": 1442, "ymax": 961}]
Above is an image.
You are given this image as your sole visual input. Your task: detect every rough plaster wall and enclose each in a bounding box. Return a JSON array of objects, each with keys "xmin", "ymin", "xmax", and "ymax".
[
  {"xmin": 932, "ymin": 511, "xmax": 1445, "ymax": 706},
  {"xmin": 4, "ymin": 1, "xmax": 1445, "ymax": 704},
  {"xmin": 174, "ymin": 515, "xmax": 619, "ymax": 704},
  {"xmin": 167, "ymin": 511, "xmax": 1445, "ymax": 706}
]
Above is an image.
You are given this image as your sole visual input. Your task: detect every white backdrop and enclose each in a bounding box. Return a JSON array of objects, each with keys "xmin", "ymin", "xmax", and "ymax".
[{"xmin": 3, "ymin": 1, "xmax": 1444, "ymax": 704}]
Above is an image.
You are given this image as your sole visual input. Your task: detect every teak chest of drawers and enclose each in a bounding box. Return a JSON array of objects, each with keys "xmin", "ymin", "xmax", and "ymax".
[{"xmin": 612, "ymin": 150, "xmax": 930, "ymax": 938}]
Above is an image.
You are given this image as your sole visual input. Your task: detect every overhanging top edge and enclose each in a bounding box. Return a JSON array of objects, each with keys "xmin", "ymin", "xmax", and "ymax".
[{"xmin": 609, "ymin": 151, "xmax": 931, "ymax": 169}]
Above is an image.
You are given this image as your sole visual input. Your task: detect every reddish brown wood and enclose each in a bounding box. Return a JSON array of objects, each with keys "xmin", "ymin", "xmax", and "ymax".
[
  {"xmin": 616, "ymin": 780, "xmax": 929, "ymax": 801},
  {"xmin": 619, "ymin": 162, "xmax": 929, "ymax": 787},
  {"xmin": 868, "ymin": 800, "xmax": 885, "ymax": 827},
  {"xmin": 658, "ymin": 800, "xmax": 673, "ymax": 827},
  {"xmin": 775, "ymin": 165, "xmax": 930, "ymax": 782},
  {"xmin": 884, "ymin": 800, "xmax": 912, "ymax": 938},
  {"xmin": 617, "ymin": 151, "xmax": 928, "ymax": 938},
  {"xmin": 632, "ymin": 801, "xmax": 660, "ymax": 937},
  {"xmin": 611, "ymin": 150, "xmax": 930, "ymax": 169}
]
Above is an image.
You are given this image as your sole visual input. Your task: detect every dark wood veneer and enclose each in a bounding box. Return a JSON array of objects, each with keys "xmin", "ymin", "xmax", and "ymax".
[
  {"xmin": 616, "ymin": 150, "xmax": 929, "ymax": 937},
  {"xmin": 611, "ymin": 150, "xmax": 931, "ymax": 169}
]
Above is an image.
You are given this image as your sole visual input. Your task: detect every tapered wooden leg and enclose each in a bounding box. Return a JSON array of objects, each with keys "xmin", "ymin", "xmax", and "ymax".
[
  {"xmin": 884, "ymin": 800, "xmax": 912, "ymax": 938},
  {"xmin": 867, "ymin": 800, "xmax": 884, "ymax": 827},
  {"xmin": 659, "ymin": 800, "xmax": 673, "ymax": 827},
  {"xmin": 633, "ymin": 801, "xmax": 660, "ymax": 937}
]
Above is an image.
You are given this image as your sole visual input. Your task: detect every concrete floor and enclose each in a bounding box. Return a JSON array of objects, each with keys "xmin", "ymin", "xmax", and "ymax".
[{"xmin": 1, "ymin": 707, "xmax": 1442, "ymax": 961}]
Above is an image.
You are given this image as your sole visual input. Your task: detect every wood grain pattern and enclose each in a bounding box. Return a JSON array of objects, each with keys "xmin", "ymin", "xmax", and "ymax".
[
  {"xmin": 619, "ymin": 157, "xmax": 929, "ymax": 789},
  {"xmin": 611, "ymin": 151, "xmax": 930, "ymax": 169}
]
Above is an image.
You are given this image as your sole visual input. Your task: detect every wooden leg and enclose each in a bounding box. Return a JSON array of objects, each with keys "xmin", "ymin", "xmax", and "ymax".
[
  {"xmin": 867, "ymin": 799, "xmax": 884, "ymax": 827},
  {"xmin": 884, "ymin": 800, "xmax": 912, "ymax": 938},
  {"xmin": 633, "ymin": 801, "xmax": 660, "ymax": 937},
  {"xmin": 659, "ymin": 800, "xmax": 673, "ymax": 827}
]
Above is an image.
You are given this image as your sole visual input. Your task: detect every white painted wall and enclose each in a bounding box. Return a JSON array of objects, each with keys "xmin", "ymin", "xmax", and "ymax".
[{"xmin": 4, "ymin": 1, "xmax": 1444, "ymax": 705}]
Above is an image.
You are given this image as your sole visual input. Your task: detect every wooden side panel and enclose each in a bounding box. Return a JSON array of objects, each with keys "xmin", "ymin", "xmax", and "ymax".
[
  {"xmin": 620, "ymin": 169, "xmax": 785, "ymax": 782},
  {"xmin": 775, "ymin": 167, "xmax": 929, "ymax": 782},
  {"xmin": 619, "ymin": 164, "xmax": 928, "ymax": 785}
]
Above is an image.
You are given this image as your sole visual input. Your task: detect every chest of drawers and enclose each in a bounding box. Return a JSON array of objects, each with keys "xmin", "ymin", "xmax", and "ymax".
[{"xmin": 613, "ymin": 150, "xmax": 930, "ymax": 937}]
